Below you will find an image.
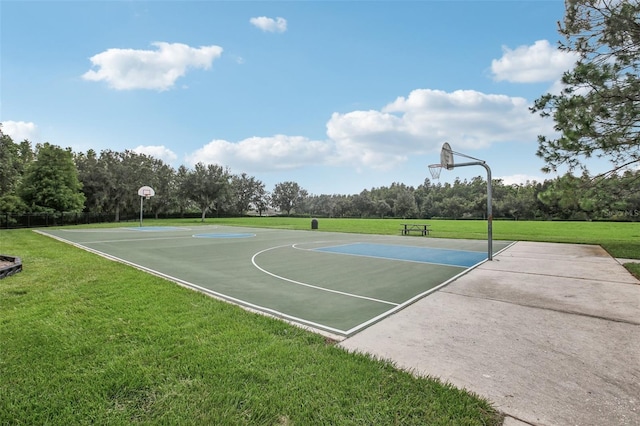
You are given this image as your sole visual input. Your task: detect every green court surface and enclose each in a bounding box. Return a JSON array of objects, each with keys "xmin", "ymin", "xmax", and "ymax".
[{"xmin": 38, "ymin": 225, "xmax": 513, "ymax": 337}]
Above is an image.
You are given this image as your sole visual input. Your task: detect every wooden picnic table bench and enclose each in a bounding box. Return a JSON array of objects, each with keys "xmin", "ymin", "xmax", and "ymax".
[{"xmin": 400, "ymin": 223, "xmax": 431, "ymax": 236}]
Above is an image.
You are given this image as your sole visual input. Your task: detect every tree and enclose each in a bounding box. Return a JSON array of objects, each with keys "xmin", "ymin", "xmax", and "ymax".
[
  {"xmin": 0, "ymin": 126, "xmax": 32, "ymax": 209},
  {"xmin": 184, "ymin": 162, "xmax": 230, "ymax": 221},
  {"xmin": 175, "ymin": 165, "xmax": 193, "ymax": 217},
  {"xmin": 332, "ymin": 196, "xmax": 353, "ymax": 217},
  {"xmin": 253, "ymin": 185, "xmax": 271, "ymax": 216},
  {"xmin": 97, "ymin": 150, "xmax": 156, "ymax": 221},
  {"xmin": 148, "ymin": 159, "xmax": 176, "ymax": 219},
  {"xmin": 271, "ymin": 181, "xmax": 308, "ymax": 215},
  {"xmin": 374, "ymin": 199, "xmax": 391, "ymax": 218},
  {"xmin": 230, "ymin": 173, "xmax": 264, "ymax": 216},
  {"xmin": 531, "ymin": 0, "xmax": 640, "ymax": 177},
  {"xmin": 352, "ymin": 191, "xmax": 376, "ymax": 218},
  {"xmin": 393, "ymin": 189, "xmax": 418, "ymax": 219},
  {"xmin": 75, "ymin": 149, "xmax": 108, "ymax": 212},
  {"xmin": 20, "ymin": 143, "xmax": 85, "ymax": 212},
  {"xmin": 0, "ymin": 130, "xmax": 21, "ymax": 196}
]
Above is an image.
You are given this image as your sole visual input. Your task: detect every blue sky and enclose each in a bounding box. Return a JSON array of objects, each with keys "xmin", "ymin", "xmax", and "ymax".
[{"xmin": 2, "ymin": 0, "xmax": 595, "ymax": 195}]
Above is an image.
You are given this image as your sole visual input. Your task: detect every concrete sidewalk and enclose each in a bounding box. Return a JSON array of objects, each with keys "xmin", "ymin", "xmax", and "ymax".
[{"xmin": 339, "ymin": 242, "xmax": 640, "ymax": 426}]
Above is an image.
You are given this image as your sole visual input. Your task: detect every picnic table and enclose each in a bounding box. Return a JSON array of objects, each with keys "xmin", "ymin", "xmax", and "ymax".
[{"xmin": 400, "ymin": 223, "xmax": 431, "ymax": 236}]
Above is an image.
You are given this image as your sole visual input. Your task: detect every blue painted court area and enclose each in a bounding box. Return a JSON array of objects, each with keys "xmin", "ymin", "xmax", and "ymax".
[
  {"xmin": 193, "ymin": 233, "xmax": 256, "ymax": 239},
  {"xmin": 314, "ymin": 243, "xmax": 487, "ymax": 268}
]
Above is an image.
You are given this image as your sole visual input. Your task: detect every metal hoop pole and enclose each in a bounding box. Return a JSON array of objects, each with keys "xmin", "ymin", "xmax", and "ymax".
[{"xmin": 446, "ymin": 161, "xmax": 492, "ymax": 260}]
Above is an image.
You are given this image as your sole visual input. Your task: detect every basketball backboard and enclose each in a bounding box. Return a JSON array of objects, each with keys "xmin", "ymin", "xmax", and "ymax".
[
  {"xmin": 441, "ymin": 143, "xmax": 454, "ymax": 170},
  {"xmin": 138, "ymin": 186, "xmax": 155, "ymax": 198}
]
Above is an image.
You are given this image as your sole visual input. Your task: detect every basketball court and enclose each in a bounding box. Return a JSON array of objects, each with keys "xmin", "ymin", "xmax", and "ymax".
[{"xmin": 37, "ymin": 225, "xmax": 513, "ymax": 337}]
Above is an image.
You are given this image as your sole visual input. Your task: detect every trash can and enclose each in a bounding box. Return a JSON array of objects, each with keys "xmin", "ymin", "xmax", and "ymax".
[{"xmin": 311, "ymin": 218, "xmax": 318, "ymax": 230}]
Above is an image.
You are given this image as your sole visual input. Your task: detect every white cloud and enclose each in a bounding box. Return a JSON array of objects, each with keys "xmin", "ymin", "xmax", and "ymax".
[
  {"xmin": 1, "ymin": 120, "xmax": 39, "ymax": 142},
  {"xmin": 327, "ymin": 88, "xmax": 554, "ymax": 169},
  {"xmin": 491, "ymin": 40, "xmax": 578, "ymax": 83},
  {"xmin": 498, "ymin": 174, "xmax": 544, "ymax": 185},
  {"xmin": 186, "ymin": 88, "xmax": 555, "ymax": 174},
  {"xmin": 325, "ymin": 110, "xmax": 410, "ymax": 170},
  {"xmin": 250, "ymin": 16, "xmax": 287, "ymax": 33},
  {"xmin": 186, "ymin": 135, "xmax": 334, "ymax": 172},
  {"xmin": 133, "ymin": 145, "xmax": 178, "ymax": 163},
  {"xmin": 82, "ymin": 42, "xmax": 223, "ymax": 91}
]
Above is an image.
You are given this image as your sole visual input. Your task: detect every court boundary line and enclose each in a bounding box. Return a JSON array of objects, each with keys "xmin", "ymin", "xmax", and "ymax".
[
  {"xmin": 251, "ymin": 244, "xmax": 399, "ymax": 306},
  {"xmin": 72, "ymin": 235, "xmax": 197, "ymax": 244},
  {"xmin": 34, "ymin": 230, "xmax": 350, "ymax": 337},
  {"xmin": 58, "ymin": 225, "xmax": 218, "ymax": 233}
]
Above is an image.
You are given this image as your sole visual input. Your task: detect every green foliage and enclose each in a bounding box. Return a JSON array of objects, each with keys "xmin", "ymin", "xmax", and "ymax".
[
  {"xmin": 184, "ymin": 162, "xmax": 231, "ymax": 221},
  {"xmin": 147, "ymin": 159, "xmax": 177, "ymax": 218},
  {"xmin": 271, "ymin": 181, "xmax": 308, "ymax": 215},
  {"xmin": 531, "ymin": 0, "xmax": 640, "ymax": 176},
  {"xmin": 0, "ymin": 194, "xmax": 28, "ymax": 214},
  {"xmin": 74, "ymin": 149, "xmax": 108, "ymax": 212},
  {"xmin": 230, "ymin": 172, "xmax": 265, "ymax": 215},
  {"xmin": 94, "ymin": 150, "xmax": 158, "ymax": 221},
  {"xmin": 0, "ymin": 128, "xmax": 32, "ymax": 197},
  {"xmin": 19, "ymin": 143, "xmax": 85, "ymax": 212}
]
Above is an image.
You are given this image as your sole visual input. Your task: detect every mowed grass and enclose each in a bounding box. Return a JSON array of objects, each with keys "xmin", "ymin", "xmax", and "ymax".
[{"xmin": 1, "ymin": 229, "xmax": 502, "ymax": 425}]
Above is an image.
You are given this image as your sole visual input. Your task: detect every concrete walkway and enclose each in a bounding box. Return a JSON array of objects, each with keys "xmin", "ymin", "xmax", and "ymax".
[{"xmin": 339, "ymin": 242, "xmax": 640, "ymax": 426}]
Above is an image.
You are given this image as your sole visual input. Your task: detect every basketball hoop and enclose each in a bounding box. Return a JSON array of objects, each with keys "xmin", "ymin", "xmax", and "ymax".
[
  {"xmin": 434, "ymin": 142, "xmax": 494, "ymax": 260},
  {"xmin": 138, "ymin": 186, "xmax": 155, "ymax": 198},
  {"xmin": 428, "ymin": 164, "xmax": 443, "ymax": 180},
  {"xmin": 137, "ymin": 186, "xmax": 155, "ymax": 227}
]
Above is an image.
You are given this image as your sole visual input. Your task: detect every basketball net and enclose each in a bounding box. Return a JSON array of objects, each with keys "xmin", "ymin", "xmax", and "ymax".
[{"xmin": 428, "ymin": 164, "xmax": 442, "ymax": 180}]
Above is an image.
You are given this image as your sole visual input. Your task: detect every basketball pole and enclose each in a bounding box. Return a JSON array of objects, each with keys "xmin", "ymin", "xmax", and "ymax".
[
  {"xmin": 449, "ymin": 160, "xmax": 492, "ymax": 260},
  {"xmin": 137, "ymin": 186, "xmax": 155, "ymax": 228},
  {"xmin": 440, "ymin": 143, "xmax": 493, "ymax": 261}
]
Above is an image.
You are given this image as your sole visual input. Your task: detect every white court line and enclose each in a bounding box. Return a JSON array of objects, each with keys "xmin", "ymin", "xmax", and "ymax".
[
  {"xmin": 292, "ymin": 241, "xmax": 362, "ymax": 251},
  {"xmin": 77, "ymin": 236, "xmax": 196, "ymax": 244},
  {"xmin": 60, "ymin": 226, "xmax": 199, "ymax": 233},
  {"xmin": 252, "ymin": 244, "xmax": 398, "ymax": 307},
  {"xmin": 60, "ymin": 229, "xmax": 129, "ymax": 233}
]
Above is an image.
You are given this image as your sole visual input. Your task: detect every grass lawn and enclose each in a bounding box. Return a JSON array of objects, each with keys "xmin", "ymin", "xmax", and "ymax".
[{"xmin": 2, "ymin": 217, "xmax": 638, "ymax": 424}]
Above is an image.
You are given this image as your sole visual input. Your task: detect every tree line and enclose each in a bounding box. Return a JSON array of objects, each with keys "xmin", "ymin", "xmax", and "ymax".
[{"xmin": 2, "ymin": 128, "xmax": 639, "ymax": 222}]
